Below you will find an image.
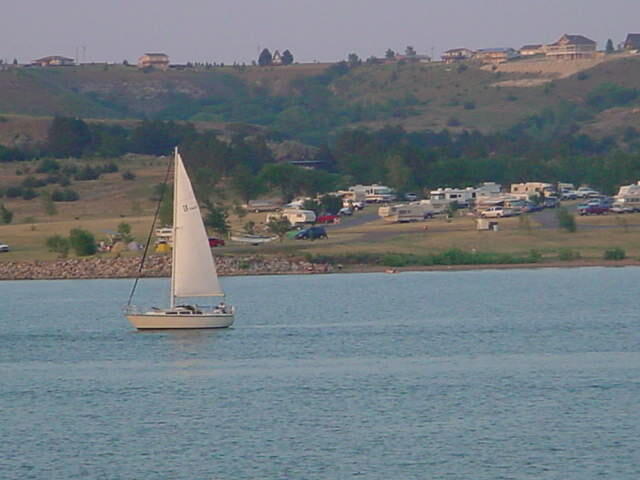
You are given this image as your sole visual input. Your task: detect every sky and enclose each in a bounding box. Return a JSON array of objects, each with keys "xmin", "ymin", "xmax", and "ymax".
[{"xmin": 3, "ymin": 0, "xmax": 640, "ymax": 65}]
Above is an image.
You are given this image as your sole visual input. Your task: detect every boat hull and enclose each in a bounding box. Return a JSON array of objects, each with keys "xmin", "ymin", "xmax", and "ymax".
[{"xmin": 126, "ymin": 312, "xmax": 234, "ymax": 330}]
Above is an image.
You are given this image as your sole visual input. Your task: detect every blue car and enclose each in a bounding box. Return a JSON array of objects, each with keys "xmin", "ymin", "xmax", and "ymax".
[{"xmin": 295, "ymin": 226, "xmax": 328, "ymax": 240}]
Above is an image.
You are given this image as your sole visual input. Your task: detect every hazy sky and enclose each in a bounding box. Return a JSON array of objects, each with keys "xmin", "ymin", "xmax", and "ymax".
[{"xmin": 3, "ymin": 0, "xmax": 640, "ymax": 64}]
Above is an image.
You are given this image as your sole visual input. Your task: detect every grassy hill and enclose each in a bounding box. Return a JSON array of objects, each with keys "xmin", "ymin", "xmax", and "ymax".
[{"xmin": 3, "ymin": 54, "xmax": 640, "ymax": 142}]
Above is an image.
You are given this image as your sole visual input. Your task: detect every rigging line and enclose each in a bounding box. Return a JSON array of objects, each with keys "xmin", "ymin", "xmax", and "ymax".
[{"xmin": 126, "ymin": 154, "xmax": 174, "ymax": 306}]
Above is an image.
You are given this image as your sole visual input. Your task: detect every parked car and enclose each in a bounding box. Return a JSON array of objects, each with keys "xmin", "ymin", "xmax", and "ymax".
[
  {"xmin": 0, "ymin": 243, "xmax": 9, "ymax": 252},
  {"xmin": 404, "ymin": 193, "xmax": 418, "ymax": 201},
  {"xmin": 480, "ymin": 206, "xmax": 513, "ymax": 218},
  {"xmin": 316, "ymin": 214, "xmax": 339, "ymax": 224},
  {"xmin": 338, "ymin": 207, "xmax": 353, "ymax": 216},
  {"xmin": 560, "ymin": 190, "xmax": 577, "ymax": 200},
  {"xmin": 576, "ymin": 187, "xmax": 600, "ymax": 198},
  {"xmin": 543, "ymin": 197, "xmax": 560, "ymax": 208},
  {"xmin": 523, "ymin": 202, "xmax": 544, "ymax": 213},
  {"xmin": 577, "ymin": 204, "xmax": 609, "ymax": 215},
  {"xmin": 208, "ymin": 237, "xmax": 225, "ymax": 247},
  {"xmin": 294, "ymin": 226, "xmax": 328, "ymax": 240},
  {"xmin": 610, "ymin": 203, "xmax": 634, "ymax": 214}
]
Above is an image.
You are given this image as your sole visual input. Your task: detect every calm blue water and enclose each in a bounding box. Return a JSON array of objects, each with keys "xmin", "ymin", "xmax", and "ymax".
[{"xmin": 2, "ymin": 268, "xmax": 640, "ymax": 479}]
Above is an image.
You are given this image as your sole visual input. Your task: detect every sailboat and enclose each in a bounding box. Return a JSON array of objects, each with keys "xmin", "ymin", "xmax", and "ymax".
[{"xmin": 125, "ymin": 148, "xmax": 234, "ymax": 330}]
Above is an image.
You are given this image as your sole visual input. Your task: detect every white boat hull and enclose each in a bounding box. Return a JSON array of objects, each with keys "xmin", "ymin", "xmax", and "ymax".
[{"xmin": 126, "ymin": 312, "xmax": 234, "ymax": 330}]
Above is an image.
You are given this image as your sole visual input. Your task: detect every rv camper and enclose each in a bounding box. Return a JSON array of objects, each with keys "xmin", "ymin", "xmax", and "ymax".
[
  {"xmin": 267, "ymin": 208, "xmax": 317, "ymax": 226},
  {"xmin": 378, "ymin": 203, "xmax": 433, "ymax": 222}
]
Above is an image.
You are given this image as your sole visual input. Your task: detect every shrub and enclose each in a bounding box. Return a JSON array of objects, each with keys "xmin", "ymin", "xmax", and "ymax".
[
  {"xmin": 558, "ymin": 248, "xmax": 581, "ymax": 261},
  {"xmin": 121, "ymin": 170, "xmax": 136, "ymax": 180},
  {"xmin": 69, "ymin": 228, "xmax": 97, "ymax": 256},
  {"xmin": 556, "ymin": 207, "xmax": 576, "ymax": 232},
  {"xmin": 0, "ymin": 203, "xmax": 13, "ymax": 224},
  {"xmin": 36, "ymin": 158, "xmax": 61, "ymax": 173},
  {"xmin": 75, "ymin": 165, "xmax": 100, "ymax": 181},
  {"xmin": 21, "ymin": 188, "xmax": 38, "ymax": 200},
  {"xmin": 101, "ymin": 162, "xmax": 119, "ymax": 173},
  {"xmin": 603, "ymin": 247, "xmax": 626, "ymax": 260},
  {"xmin": 51, "ymin": 188, "xmax": 79, "ymax": 202},
  {"xmin": 4, "ymin": 186, "xmax": 23, "ymax": 198},
  {"xmin": 45, "ymin": 235, "xmax": 70, "ymax": 257},
  {"xmin": 21, "ymin": 176, "xmax": 46, "ymax": 188}
]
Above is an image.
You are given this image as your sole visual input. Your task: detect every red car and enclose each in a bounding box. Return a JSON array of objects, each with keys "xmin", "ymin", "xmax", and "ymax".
[
  {"xmin": 208, "ymin": 237, "xmax": 225, "ymax": 247},
  {"xmin": 316, "ymin": 215, "xmax": 339, "ymax": 224}
]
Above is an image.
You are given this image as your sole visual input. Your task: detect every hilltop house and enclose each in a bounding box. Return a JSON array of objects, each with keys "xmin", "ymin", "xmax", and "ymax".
[
  {"xmin": 474, "ymin": 48, "xmax": 518, "ymax": 64},
  {"xmin": 519, "ymin": 44, "xmax": 545, "ymax": 56},
  {"xmin": 624, "ymin": 34, "xmax": 640, "ymax": 52},
  {"xmin": 441, "ymin": 48, "xmax": 473, "ymax": 63},
  {"xmin": 545, "ymin": 34, "xmax": 596, "ymax": 60},
  {"xmin": 32, "ymin": 56, "xmax": 75, "ymax": 67},
  {"xmin": 137, "ymin": 53, "xmax": 169, "ymax": 70},
  {"xmin": 272, "ymin": 50, "xmax": 283, "ymax": 65}
]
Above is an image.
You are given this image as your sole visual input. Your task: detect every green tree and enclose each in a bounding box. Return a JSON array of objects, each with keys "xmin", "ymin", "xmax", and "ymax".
[
  {"xmin": 405, "ymin": 46, "xmax": 417, "ymax": 57},
  {"xmin": 302, "ymin": 199, "xmax": 321, "ymax": 215},
  {"xmin": 281, "ymin": 49, "xmax": 294, "ymax": 65},
  {"xmin": 45, "ymin": 235, "xmax": 70, "ymax": 258},
  {"xmin": 385, "ymin": 154, "xmax": 412, "ymax": 192},
  {"xmin": 556, "ymin": 207, "xmax": 577, "ymax": 232},
  {"xmin": 258, "ymin": 48, "xmax": 273, "ymax": 66},
  {"xmin": 347, "ymin": 53, "xmax": 361, "ymax": 67},
  {"xmin": 158, "ymin": 189, "xmax": 173, "ymax": 227},
  {"xmin": 231, "ymin": 165, "xmax": 266, "ymax": 203},
  {"xmin": 0, "ymin": 203, "xmax": 13, "ymax": 224},
  {"xmin": 117, "ymin": 222, "xmax": 133, "ymax": 242},
  {"xmin": 203, "ymin": 201, "xmax": 230, "ymax": 236},
  {"xmin": 47, "ymin": 116, "xmax": 92, "ymax": 158},
  {"xmin": 385, "ymin": 49, "xmax": 396, "ymax": 59},
  {"xmin": 606, "ymin": 38, "xmax": 615, "ymax": 54},
  {"xmin": 41, "ymin": 192, "xmax": 58, "ymax": 216},
  {"xmin": 243, "ymin": 220, "xmax": 256, "ymax": 235},
  {"xmin": 69, "ymin": 228, "xmax": 97, "ymax": 256},
  {"xmin": 260, "ymin": 164, "xmax": 304, "ymax": 201},
  {"xmin": 319, "ymin": 194, "xmax": 343, "ymax": 214},
  {"xmin": 266, "ymin": 217, "xmax": 291, "ymax": 241}
]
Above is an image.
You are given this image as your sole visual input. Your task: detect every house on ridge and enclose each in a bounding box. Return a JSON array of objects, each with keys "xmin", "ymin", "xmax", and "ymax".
[
  {"xmin": 441, "ymin": 48, "xmax": 474, "ymax": 63},
  {"xmin": 545, "ymin": 34, "xmax": 596, "ymax": 60},
  {"xmin": 624, "ymin": 34, "xmax": 640, "ymax": 52},
  {"xmin": 474, "ymin": 48, "xmax": 518, "ymax": 64},
  {"xmin": 272, "ymin": 50, "xmax": 283, "ymax": 65},
  {"xmin": 32, "ymin": 56, "xmax": 75, "ymax": 67},
  {"xmin": 137, "ymin": 53, "xmax": 170, "ymax": 70},
  {"xmin": 519, "ymin": 44, "xmax": 545, "ymax": 56}
]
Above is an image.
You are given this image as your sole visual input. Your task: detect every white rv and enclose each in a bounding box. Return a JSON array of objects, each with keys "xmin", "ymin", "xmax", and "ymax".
[
  {"xmin": 346, "ymin": 183, "xmax": 396, "ymax": 203},
  {"xmin": 267, "ymin": 208, "xmax": 316, "ymax": 226},
  {"xmin": 378, "ymin": 203, "xmax": 432, "ymax": 222},
  {"xmin": 429, "ymin": 187, "xmax": 476, "ymax": 207}
]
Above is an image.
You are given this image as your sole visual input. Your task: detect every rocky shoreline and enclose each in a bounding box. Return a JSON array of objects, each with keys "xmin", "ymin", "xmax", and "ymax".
[
  {"xmin": 0, "ymin": 255, "xmax": 329, "ymax": 281},
  {"xmin": 1, "ymin": 255, "xmax": 638, "ymax": 281}
]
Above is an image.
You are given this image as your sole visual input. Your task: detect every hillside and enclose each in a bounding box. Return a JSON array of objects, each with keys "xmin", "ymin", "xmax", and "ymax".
[{"xmin": 2, "ymin": 54, "xmax": 640, "ymax": 142}]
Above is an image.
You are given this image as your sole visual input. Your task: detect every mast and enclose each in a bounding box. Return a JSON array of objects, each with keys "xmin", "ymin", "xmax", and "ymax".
[{"xmin": 170, "ymin": 147, "xmax": 178, "ymax": 309}]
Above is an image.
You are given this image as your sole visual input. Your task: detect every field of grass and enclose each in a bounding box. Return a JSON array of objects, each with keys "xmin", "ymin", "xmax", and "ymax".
[{"xmin": 2, "ymin": 197, "xmax": 640, "ymax": 265}]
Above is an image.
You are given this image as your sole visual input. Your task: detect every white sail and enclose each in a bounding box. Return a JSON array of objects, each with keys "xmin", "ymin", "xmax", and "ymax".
[{"xmin": 172, "ymin": 152, "xmax": 224, "ymax": 297}]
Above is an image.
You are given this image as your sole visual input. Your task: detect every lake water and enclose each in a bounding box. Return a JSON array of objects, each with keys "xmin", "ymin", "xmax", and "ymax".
[{"xmin": 2, "ymin": 268, "xmax": 640, "ymax": 479}]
